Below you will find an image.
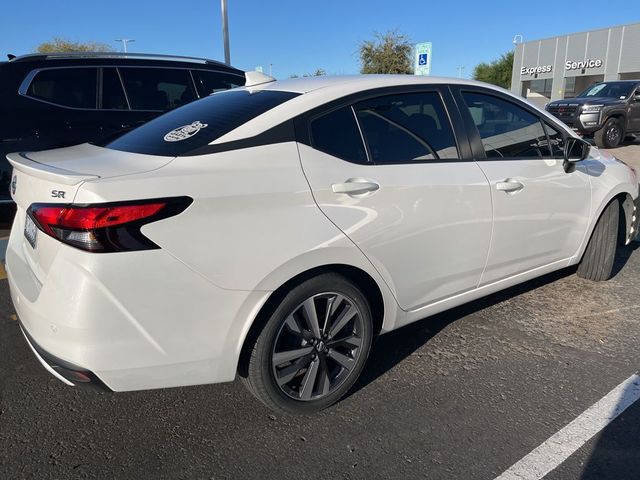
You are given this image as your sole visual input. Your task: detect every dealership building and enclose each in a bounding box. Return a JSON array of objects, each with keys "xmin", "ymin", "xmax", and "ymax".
[{"xmin": 510, "ymin": 22, "xmax": 640, "ymax": 107}]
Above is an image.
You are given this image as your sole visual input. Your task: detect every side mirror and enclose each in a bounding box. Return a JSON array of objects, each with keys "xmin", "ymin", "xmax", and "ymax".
[{"xmin": 563, "ymin": 137, "xmax": 591, "ymax": 173}]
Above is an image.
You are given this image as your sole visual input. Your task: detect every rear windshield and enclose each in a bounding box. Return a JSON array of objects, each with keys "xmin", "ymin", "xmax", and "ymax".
[{"xmin": 99, "ymin": 90, "xmax": 299, "ymax": 156}]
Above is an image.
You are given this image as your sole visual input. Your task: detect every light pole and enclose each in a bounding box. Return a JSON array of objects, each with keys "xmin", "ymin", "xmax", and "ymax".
[
  {"xmin": 512, "ymin": 34, "xmax": 523, "ymax": 47},
  {"xmin": 115, "ymin": 39, "xmax": 135, "ymax": 53},
  {"xmin": 457, "ymin": 66, "xmax": 465, "ymax": 78},
  {"xmin": 221, "ymin": 0, "xmax": 231, "ymax": 65}
]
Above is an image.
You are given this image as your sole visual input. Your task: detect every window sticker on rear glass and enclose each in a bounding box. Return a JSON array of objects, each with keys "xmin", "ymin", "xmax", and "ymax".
[{"xmin": 163, "ymin": 121, "xmax": 209, "ymax": 142}]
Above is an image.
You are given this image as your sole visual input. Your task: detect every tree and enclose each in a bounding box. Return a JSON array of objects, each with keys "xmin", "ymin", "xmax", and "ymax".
[
  {"xmin": 290, "ymin": 68, "xmax": 327, "ymax": 78},
  {"xmin": 472, "ymin": 51, "xmax": 514, "ymax": 89},
  {"xmin": 35, "ymin": 37, "xmax": 113, "ymax": 53},
  {"xmin": 359, "ymin": 30, "xmax": 413, "ymax": 75}
]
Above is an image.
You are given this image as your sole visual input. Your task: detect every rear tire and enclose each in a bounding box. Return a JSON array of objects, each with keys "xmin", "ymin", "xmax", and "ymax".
[
  {"xmin": 242, "ymin": 273, "xmax": 373, "ymax": 414},
  {"xmin": 594, "ymin": 118, "xmax": 623, "ymax": 148},
  {"xmin": 577, "ymin": 199, "xmax": 619, "ymax": 281}
]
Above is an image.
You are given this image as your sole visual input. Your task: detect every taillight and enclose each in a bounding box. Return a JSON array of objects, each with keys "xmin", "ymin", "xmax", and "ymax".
[{"xmin": 27, "ymin": 197, "xmax": 192, "ymax": 252}]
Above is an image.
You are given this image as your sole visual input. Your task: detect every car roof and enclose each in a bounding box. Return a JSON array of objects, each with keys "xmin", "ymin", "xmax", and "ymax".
[
  {"xmin": 213, "ymin": 74, "xmax": 507, "ymax": 144},
  {"xmin": 6, "ymin": 52, "xmax": 244, "ymax": 74},
  {"xmin": 254, "ymin": 74, "xmax": 495, "ymax": 94}
]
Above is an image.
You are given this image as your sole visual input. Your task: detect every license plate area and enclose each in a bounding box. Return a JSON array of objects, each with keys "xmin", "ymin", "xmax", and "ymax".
[{"xmin": 24, "ymin": 214, "xmax": 38, "ymax": 249}]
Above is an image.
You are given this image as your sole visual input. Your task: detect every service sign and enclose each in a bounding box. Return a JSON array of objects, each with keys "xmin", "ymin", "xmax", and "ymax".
[
  {"xmin": 565, "ymin": 59, "xmax": 603, "ymax": 71},
  {"xmin": 414, "ymin": 42, "xmax": 432, "ymax": 76}
]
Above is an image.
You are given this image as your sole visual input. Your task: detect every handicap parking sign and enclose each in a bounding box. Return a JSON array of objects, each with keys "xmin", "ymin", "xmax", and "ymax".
[{"xmin": 414, "ymin": 42, "xmax": 432, "ymax": 75}]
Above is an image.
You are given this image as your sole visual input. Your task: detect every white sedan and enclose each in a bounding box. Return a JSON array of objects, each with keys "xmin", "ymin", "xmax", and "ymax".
[{"xmin": 6, "ymin": 73, "xmax": 640, "ymax": 413}]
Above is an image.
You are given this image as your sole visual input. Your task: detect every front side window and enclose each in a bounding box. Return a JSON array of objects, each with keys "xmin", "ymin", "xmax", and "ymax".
[
  {"xmin": 543, "ymin": 122, "xmax": 565, "ymax": 158},
  {"xmin": 27, "ymin": 68, "xmax": 98, "ymax": 109},
  {"xmin": 354, "ymin": 92, "xmax": 459, "ymax": 163},
  {"xmin": 192, "ymin": 70, "xmax": 243, "ymax": 96},
  {"xmin": 119, "ymin": 68, "xmax": 195, "ymax": 111},
  {"xmin": 100, "ymin": 90, "xmax": 299, "ymax": 156},
  {"xmin": 462, "ymin": 92, "xmax": 548, "ymax": 159},
  {"xmin": 309, "ymin": 106, "xmax": 368, "ymax": 164}
]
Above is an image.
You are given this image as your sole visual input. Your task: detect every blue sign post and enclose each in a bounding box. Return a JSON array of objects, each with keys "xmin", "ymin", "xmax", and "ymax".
[{"xmin": 414, "ymin": 42, "xmax": 432, "ymax": 76}]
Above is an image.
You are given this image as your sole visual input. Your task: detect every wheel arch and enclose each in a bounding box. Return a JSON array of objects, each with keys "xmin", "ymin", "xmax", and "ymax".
[
  {"xmin": 236, "ymin": 264, "xmax": 386, "ymax": 378},
  {"xmin": 576, "ymin": 190, "xmax": 635, "ymax": 264},
  {"xmin": 605, "ymin": 112, "xmax": 627, "ymax": 131}
]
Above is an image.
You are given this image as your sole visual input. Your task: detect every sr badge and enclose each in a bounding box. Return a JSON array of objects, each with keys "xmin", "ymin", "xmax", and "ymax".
[{"xmin": 163, "ymin": 121, "xmax": 209, "ymax": 142}]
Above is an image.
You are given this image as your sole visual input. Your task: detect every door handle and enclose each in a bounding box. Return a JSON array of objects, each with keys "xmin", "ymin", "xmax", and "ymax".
[
  {"xmin": 496, "ymin": 179, "xmax": 524, "ymax": 193},
  {"xmin": 332, "ymin": 178, "xmax": 380, "ymax": 195}
]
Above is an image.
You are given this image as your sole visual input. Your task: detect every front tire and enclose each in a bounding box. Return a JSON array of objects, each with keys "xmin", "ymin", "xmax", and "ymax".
[
  {"xmin": 577, "ymin": 199, "xmax": 619, "ymax": 281},
  {"xmin": 594, "ymin": 118, "xmax": 623, "ymax": 148},
  {"xmin": 242, "ymin": 273, "xmax": 373, "ymax": 414}
]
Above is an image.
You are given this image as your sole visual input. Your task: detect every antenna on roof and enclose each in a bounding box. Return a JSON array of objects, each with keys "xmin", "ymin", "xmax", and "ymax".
[
  {"xmin": 245, "ymin": 70, "xmax": 275, "ymax": 87},
  {"xmin": 7, "ymin": 54, "xmax": 16, "ymax": 60}
]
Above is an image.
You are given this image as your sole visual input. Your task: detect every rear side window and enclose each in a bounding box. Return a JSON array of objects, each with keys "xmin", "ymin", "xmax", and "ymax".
[
  {"xmin": 354, "ymin": 92, "xmax": 459, "ymax": 163},
  {"xmin": 27, "ymin": 68, "xmax": 97, "ymax": 108},
  {"xmin": 461, "ymin": 92, "xmax": 548, "ymax": 159},
  {"xmin": 119, "ymin": 68, "xmax": 195, "ymax": 111},
  {"xmin": 192, "ymin": 70, "xmax": 243, "ymax": 96},
  {"xmin": 101, "ymin": 68, "xmax": 128, "ymax": 110},
  {"xmin": 309, "ymin": 107, "xmax": 368, "ymax": 164},
  {"xmin": 100, "ymin": 90, "xmax": 299, "ymax": 156}
]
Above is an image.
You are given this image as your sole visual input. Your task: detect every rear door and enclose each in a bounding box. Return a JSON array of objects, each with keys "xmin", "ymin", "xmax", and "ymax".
[
  {"xmin": 453, "ymin": 87, "xmax": 591, "ymax": 285},
  {"xmin": 297, "ymin": 87, "xmax": 492, "ymax": 311}
]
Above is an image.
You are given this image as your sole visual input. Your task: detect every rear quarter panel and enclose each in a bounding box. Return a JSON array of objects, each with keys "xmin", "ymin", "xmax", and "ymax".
[{"xmin": 74, "ymin": 142, "xmax": 402, "ymax": 331}]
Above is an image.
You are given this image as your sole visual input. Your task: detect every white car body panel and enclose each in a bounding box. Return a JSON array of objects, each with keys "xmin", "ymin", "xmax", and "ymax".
[
  {"xmin": 477, "ymin": 158, "xmax": 591, "ymax": 285},
  {"xmin": 297, "ymin": 143, "xmax": 492, "ymax": 311},
  {"xmin": 5, "ymin": 74, "xmax": 639, "ymax": 393}
]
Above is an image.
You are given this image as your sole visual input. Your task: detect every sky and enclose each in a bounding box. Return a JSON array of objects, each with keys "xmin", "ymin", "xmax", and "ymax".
[{"xmin": 1, "ymin": 1, "xmax": 638, "ymax": 79}]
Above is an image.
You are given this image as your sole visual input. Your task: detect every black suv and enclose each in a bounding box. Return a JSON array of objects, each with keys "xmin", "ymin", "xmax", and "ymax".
[
  {"xmin": 0, "ymin": 52, "xmax": 244, "ymax": 216},
  {"xmin": 545, "ymin": 80, "xmax": 640, "ymax": 148}
]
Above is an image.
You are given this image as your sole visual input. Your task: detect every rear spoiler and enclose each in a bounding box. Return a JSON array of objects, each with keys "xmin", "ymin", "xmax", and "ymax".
[{"xmin": 7, "ymin": 152, "xmax": 99, "ymax": 186}]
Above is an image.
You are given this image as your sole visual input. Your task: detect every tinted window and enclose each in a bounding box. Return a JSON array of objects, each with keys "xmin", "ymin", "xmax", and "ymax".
[
  {"xmin": 462, "ymin": 92, "xmax": 548, "ymax": 159},
  {"xmin": 101, "ymin": 68, "xmax": 128, "ymax": 110},
  {"xmin": 119, "ymin": 68, "xmax": 195, "ymax": 111},
  {"xmin": 192, "ymin": 70, "xmax": 243, "ymax": 96},
  {"xmin": 101, "ymin": 90, "xmax": 299, "ymax": 156},
  {"xmin": 578, "ymin": 82, "xmax": 635, "ymax": 99},
  {"xmin": 309, "ymin": 107, "xmax": 367, "ymax": 164},
  {"xmin": 27, "ymin": 68, "xmax": 97, "ymax": 108},
  {"xmin": 354, "ymin": 92, "xmax": 459, "ymax": 163},
  {"xmin": 543, "ymin": 122, "xmax": 565, "ymax": 157}
]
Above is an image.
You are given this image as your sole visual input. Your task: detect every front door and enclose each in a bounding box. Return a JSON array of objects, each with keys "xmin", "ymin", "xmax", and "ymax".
[
  {"xmin": 455, "ymin": 89, "xmax": 591, "ymax": 285},
  {"xmin": 627, "ymin": 87, "xmax": 640, "ymax": 132},
  {"xmin": 297, "ymin": 89, "xmax": 492, "ymax": 311}
]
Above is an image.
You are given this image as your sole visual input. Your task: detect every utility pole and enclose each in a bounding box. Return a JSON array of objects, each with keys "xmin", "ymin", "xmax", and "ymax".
[
  {"xmin": 115, "ymin": 39, "xmax": 135, "ymax": 53},
  {"xmin": 221, "ymin": 0, "xmax": 231, "ymax": 65},
  {"xmin": 457, "ymin": 66, "xmax": 465, "ymax": 78}
]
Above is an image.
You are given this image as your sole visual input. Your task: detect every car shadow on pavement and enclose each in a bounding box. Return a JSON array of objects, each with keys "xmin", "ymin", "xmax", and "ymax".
[
  {"xmin": 348, "ymin": 266, "xmax": 576, "ymax": 398},
  {"xmin": 349, "ymin": 241, "xmax": 639, "ymax": 399},
  {"xmin": 577, "ymin": 379, "xmax": 640, "ymax": 479},
  {"xmin": 612, "ymin": 239, "xmax": 639, "ymax": 278}
]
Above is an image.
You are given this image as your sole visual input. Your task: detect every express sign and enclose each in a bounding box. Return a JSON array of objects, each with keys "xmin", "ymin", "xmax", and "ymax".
[
  {"xmin": 565, "ymin": 59, "xmax": 603, "ymax": 70},
  {"xmin": 520, "ymin": 65, "xmax": 552, "ymax": 75}
]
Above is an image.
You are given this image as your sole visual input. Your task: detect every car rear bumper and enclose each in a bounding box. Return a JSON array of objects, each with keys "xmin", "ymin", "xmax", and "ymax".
[
  {"xmin": 6, "ymin": 212, "xmax": 271, "ymax": 392},
  {"xmin": 19, "ymin": 320, "xmax": 111, "ymax": 391}
]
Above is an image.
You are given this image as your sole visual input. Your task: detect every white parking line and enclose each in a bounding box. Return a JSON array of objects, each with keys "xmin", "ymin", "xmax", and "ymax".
[{"xmin": 495, "ymin": 373, "xmax": 640, "ymax": 480}]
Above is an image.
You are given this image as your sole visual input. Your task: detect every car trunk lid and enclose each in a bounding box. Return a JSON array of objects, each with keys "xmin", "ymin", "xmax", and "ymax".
[{"xmin": 6, "ymin": 143, "xmax": 174, "ymax": 283}]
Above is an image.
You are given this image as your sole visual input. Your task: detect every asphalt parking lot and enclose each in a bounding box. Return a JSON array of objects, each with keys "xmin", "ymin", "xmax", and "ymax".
[{"xmin": 0, "ymin": 143, "xmax": 639, "ymax": 479}]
